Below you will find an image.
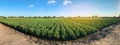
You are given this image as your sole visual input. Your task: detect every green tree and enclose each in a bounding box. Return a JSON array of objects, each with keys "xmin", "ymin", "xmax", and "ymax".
[
  {"xmin": 119, "ymin": 14, "xmax": 120, "ymax": 18},
  {"xmin": 53, "ymin": 16, "xmax": 56, "ymax": 18}
]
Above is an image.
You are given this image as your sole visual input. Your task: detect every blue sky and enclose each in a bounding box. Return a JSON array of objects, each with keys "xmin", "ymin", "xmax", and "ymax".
[{"xmin": 0, "ymin": 0, "xmax": 119, "ymax": 17}]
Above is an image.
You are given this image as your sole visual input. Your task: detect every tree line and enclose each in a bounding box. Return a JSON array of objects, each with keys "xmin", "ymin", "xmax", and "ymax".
[{"xmin": 0, "ymin": 15, "xmax": 120, "ymax": 18}]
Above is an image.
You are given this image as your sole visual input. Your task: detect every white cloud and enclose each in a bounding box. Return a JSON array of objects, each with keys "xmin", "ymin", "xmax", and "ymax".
[
  {"xmin": 60, "ymin": 2, "xmax": 98, "ymax": 17},
  {"xmin": 28, "ymin": 4, "xmax": 34, "ymax": 8},
  {"xmin": 63, "ymin": 0, "xmax": 72, "ymax": 6},
  {"xmin": 47, "ymin": 0, "xmax": 56, "ymax": 5}
]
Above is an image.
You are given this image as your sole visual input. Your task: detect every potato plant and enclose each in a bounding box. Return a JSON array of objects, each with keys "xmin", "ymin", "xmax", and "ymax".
[{"xmin": 0, "ymin": 18, "xmax": 119, "ymax": 40}]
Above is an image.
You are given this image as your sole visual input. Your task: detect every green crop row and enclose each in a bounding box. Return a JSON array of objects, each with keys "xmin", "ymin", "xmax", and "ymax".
[{"xmin": 0, "ymin": 18, "xmax": 119, "ymax": 40}]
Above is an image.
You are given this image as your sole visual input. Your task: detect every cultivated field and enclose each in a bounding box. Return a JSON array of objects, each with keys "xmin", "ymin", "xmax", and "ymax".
[{"xmin": 0, "ymin": 17, "xmax": 119, "ymax": 41}]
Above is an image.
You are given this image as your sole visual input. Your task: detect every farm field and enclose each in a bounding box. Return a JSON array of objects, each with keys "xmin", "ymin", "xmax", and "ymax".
[
  {"xmin": 0, "ymin": 17, "xmax": 119, "ymax": 41},
  {"xmin": 0, "ymin": 0, "xmax": 119, "ymax": 45}
]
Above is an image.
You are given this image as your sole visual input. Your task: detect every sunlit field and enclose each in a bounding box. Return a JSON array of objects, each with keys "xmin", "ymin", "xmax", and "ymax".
[
  {"xmin": 0, "ymin": 17, "xmax": 119, "ymax": 40},
  {"xmin": 0, "ymin": 0, "xmax": 120, "ymax": 45}
]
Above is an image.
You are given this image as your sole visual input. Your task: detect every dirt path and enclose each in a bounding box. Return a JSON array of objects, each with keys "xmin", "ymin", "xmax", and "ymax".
[
  {"xmin": 90, "ymin": 23, "xmax": 120, "ymax": 45},
  {"xmin": 0, "ymin": 23, "xmax": 120, "ymax": 45},
  {"xmin": 0, "ymin": 23, "xmax": 37, "ymax": 45}
]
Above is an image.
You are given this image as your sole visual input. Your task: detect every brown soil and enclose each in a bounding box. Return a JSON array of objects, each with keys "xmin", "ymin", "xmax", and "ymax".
[
  {"xmin": 0, "ymin": 23, "xmax": 120, "ymax": 45},
  {"xmin": 0, "ymin": 24, "xmax": 37, "ymax": 45}
]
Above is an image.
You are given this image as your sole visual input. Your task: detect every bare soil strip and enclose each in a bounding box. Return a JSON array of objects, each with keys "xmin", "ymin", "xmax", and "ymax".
[
  {"xmin": 0, "ymin": 23, "xmax": 120, "ymax": 45},
  {"xmin": 0, "ymin": 24, "xmax": 37, "ymax": 45}
]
